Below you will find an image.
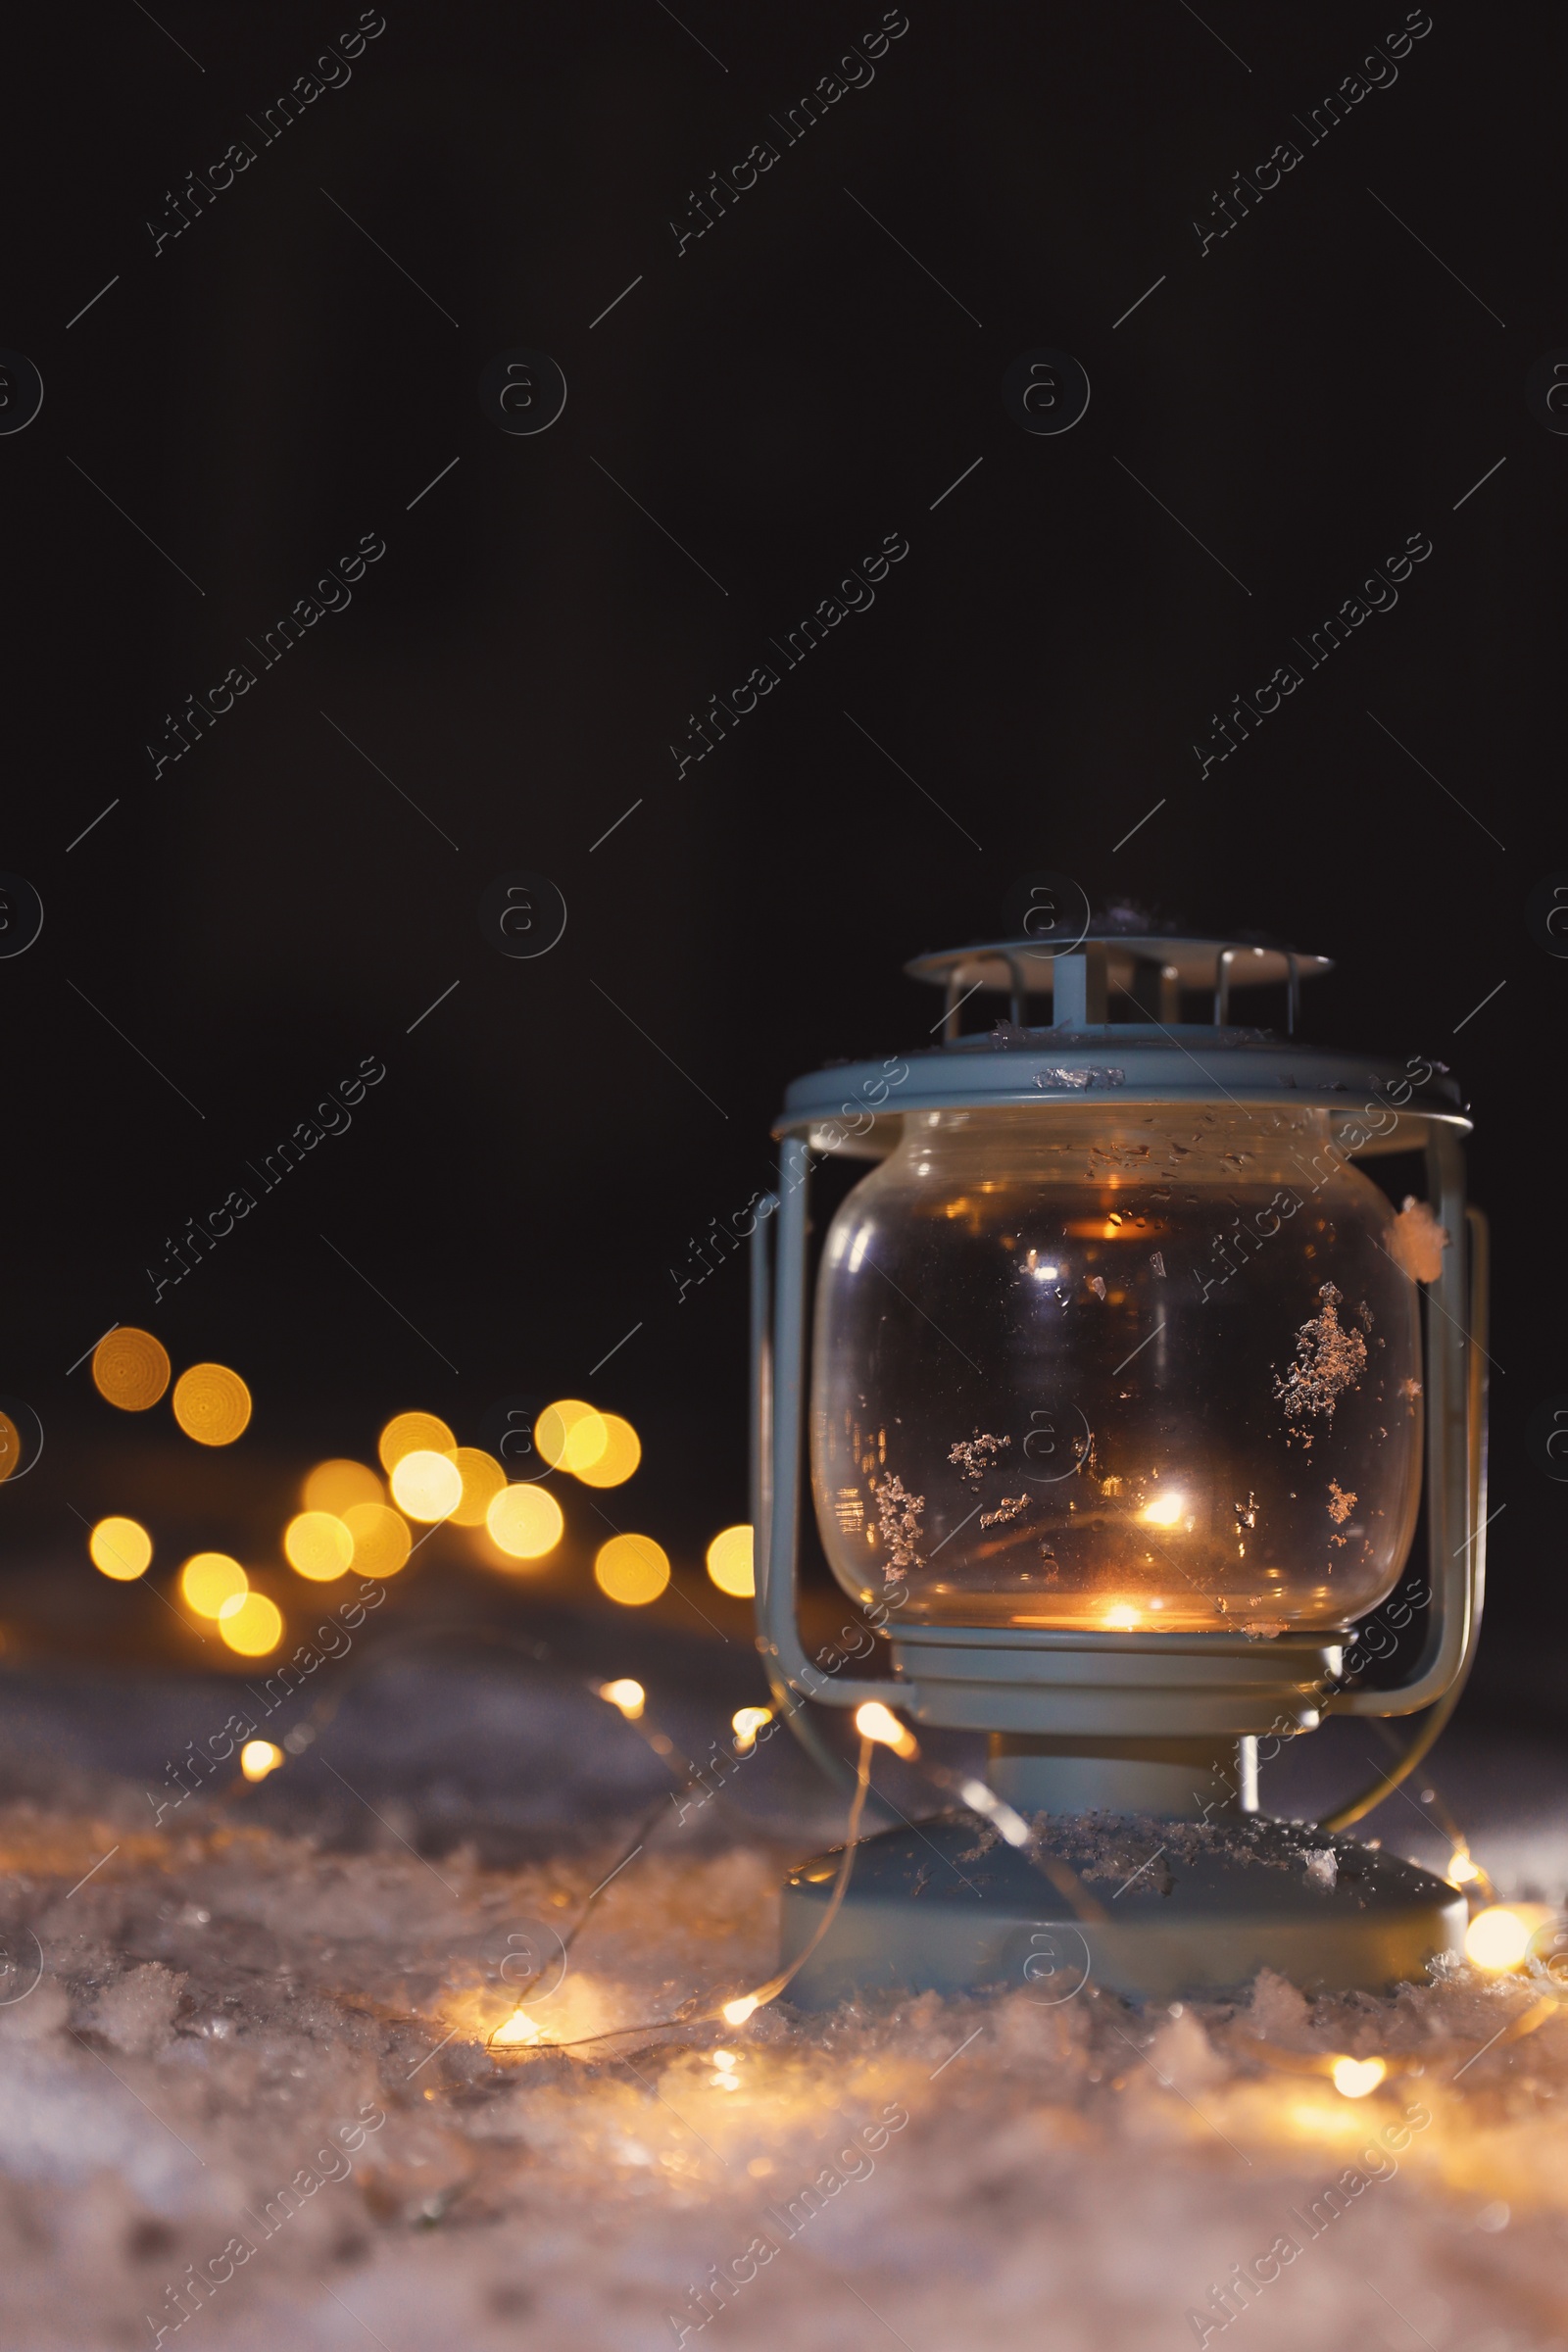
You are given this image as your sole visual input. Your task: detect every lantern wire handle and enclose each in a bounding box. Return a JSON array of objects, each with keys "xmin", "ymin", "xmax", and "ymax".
[
  {"xmin": 1316, "ymin": 1674, "xmax": 1471, "ymax": 1834},
  {"xmin": 1319, "ymin": 1202, "xmax": 1489, "ymax": 1832},
  {"xmin": 751, "ymin": 1186, "xmax": 868, "ymax": 1797}
]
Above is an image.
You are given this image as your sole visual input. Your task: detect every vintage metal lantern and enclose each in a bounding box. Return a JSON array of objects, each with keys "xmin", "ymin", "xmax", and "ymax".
[{"xmin": 751, "ymin": 922, "xmax": 1488, "ymax": 2004}]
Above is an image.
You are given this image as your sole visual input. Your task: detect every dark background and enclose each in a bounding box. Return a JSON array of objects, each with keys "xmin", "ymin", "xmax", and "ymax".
[{"xmin": 1, "ymin": 1, "xmax": 1561, "ymax": 1729}]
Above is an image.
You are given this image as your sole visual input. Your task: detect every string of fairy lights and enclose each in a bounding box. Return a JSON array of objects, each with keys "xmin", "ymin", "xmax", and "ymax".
[
  {"xmin": 478, "ymin": 1686, "xmax": 1564, "ymax": 2083},
  {"xmin": 67, "ymin": 1323, "xmax": 1567, "ymax": 2091}
]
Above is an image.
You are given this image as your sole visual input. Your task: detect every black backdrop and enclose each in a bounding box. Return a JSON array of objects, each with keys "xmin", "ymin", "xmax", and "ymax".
[{"xmin": 2, "ymin": 0, "xmax": 1562, "ymax": 1695}]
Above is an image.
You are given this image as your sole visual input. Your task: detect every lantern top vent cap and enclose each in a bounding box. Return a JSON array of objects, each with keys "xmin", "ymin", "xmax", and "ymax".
[{"xmin": 906, "ymin": 934, "xmax": 1332, "ymax": 997}]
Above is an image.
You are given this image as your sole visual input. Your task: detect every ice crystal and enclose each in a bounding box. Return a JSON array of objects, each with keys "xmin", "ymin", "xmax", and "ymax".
[
  {"xmin": 1271, "ymin": 1283, "xmax": 1367, "ymax": 1425},
  {"xmin": 1390, "ymin": 1196, "xmax": 1448, "ymax": 1283},
  {"xmin": 871, "ymin": 1474, "xmax": 925, "ymax": 1576},
  {"xmin": 948, "ymin": 1434, "xmax": 1010, "ymax": 1486}
]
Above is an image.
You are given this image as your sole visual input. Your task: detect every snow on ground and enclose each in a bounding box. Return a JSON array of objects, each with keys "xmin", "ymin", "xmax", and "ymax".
[{"xmin": 0, "ymin": 1660, "xmax": 1564, "ymax": 2351}]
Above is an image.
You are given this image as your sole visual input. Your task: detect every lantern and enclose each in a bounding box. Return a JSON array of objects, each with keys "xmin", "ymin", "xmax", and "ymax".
[{"xmin": 751, "ymin": 926, "xmax": 1488, "ymax": 2003}]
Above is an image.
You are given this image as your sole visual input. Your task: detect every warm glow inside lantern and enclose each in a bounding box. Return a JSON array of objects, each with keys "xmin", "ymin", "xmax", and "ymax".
[
  {"xmin": 811, "ymin": 1104, "xmax": 1424, "ymax": 1635},
  {"xmin": 753, "ymin": 923, "xmax": 1489, "ymax": 2006}
]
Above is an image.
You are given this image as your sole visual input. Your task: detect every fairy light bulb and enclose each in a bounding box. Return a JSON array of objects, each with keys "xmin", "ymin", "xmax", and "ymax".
[
  {"xmin": 1465, "ymin": 1907, "xmax": 1533, "ymax": 1971},
  {"xmin": 492, "ymin": 2009, "xmax": 543, "ymax": 2046},
  {"xmin": 855, "ymin": 1701, "xmax": 919, "ymax": 1759}
]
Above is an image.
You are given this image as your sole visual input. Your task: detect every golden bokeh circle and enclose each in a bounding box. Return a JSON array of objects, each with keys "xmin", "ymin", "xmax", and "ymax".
[
  {"xmin": 89, "ymin": 1516, "xmax": 153, "ymax": 1581},
  {"xmin": 705, "ymin": 1524, "xmax": 755, "ymax": 1597},
  {"xmin": 390, "ymin": 1448, "xmax": 463, "ymax": 1522},
  {"xmin": 218, "ymin": 1591, "xmax": 283, "ymax": 1656},
  {"xmin": 485, "ymin": 1484, "xmax": 564, "ymax": 1561},
  {"xmin": 92, "ymin": 1328, "xmax": 172, "ymax": 1412},
  {"xmin": 377, "ymin": 1412, "xmax": 456, "ymax": 1474},
  {"xmin": 536, "ymin": 1399, "xmax": 609, "ymax": 1474},
  {"xmin": 172, "ymin": 1363, "xmax": 252, "ymax": 1446},
  {"xmin": 571, "ymin": 1414, "xmax": 642, "ymax": 1490},
  {"xmin": 449, "ymin": 1446, "xmax": 507, "ymax": 1527},
  {"xmin": 594, "ymin": 1534, "xmax": 670, "ymax": 1606},
  {"xmin": 283, "ymin": 1510, "xmax": 354, "ymax": 1582},
  {"xmin": 342, "ymin": 1501, "xmax": 413, "ymax": 1577},
  {"xmin": 180, "ymin": 1552, "xmax": 249, "ymax": 1617},
  {"xmin": 302, "ymin": 1457, "xmax": 383, "ymax": 1515}
]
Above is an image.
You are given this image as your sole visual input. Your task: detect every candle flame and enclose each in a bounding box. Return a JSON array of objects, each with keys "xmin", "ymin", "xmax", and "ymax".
[{"xmin": 1139, "ymin": 1491, "xmax": 1186, "ymax": 1527}]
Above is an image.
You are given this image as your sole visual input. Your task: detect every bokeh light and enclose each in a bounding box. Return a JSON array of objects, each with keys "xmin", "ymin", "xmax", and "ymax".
[
  {"xmin": 342, "ymin": 1501, "xmax": 412, "ymax": 1577},
  {"xmin": 1330, "ymin": 2056, "xmax": 1386, "ymax": 2098},
  {"xmin": 594, "ymin": 1534, "xmax": 670, "ymax": 1606},
  {"xmin": 91, "ymin": 1327, "xmax": 172, "ymax": 1411},
  {"xmin": 283, "ymin": 1510, "xmax": 354, "ymax": 1582},
  {"xmin": 732, "ymin": 1705, "xmax": 772, "ymax": 1754},
  {"xmin": 89, "ymin": 1516, "xmax": 153, "ymax": 1581},
  {"xmin": 485, "ymin": 1484, "xmax": 564, "ymax": 1561},
  {"xmin": 570, "ymin": 1414, "xmax": 641, "ymax": 1489},
  {"xmin": 390, "ymin": 1448, "xmax": 464, "ymax": 1522},
  {"xmin": 377, "ymin": 1412, "xmax": 455, "ymax": 1474},
  {"xmin": 536, "ymin": 1398, "xmax": 608, "ymax": 1474},
  {"xmin": 180, "ymin": 1553, "xmax": 249, "ymax": 1617},
  {"xmin": 218, "ymin": 1591, "xmax": 283, "ymax": 1655},
  {"xmin": 448, "ymin": 1446, "xmax": 507, "ymax": 1526},
  {"xmin": 1447, "ymin": 1850, "xmax": 1483, "ymax": 1886},
  {"xmin": 172, "ymin": 1363, "xmax": 252, "ymax": 1446},
  {"xmin": 240, "ymin": 1740, "xmax": 283, "ymax": 1782},
  {"xmin": 598, "ymin": 1678, "xmax": 646, "ymax": 1720},
  {"xmin": 303, "ymin": 1457, "xmax": 383, "ymax": 1515},
  {"xmin": 705, "ymin": 1525, "xmax": 755, "ymax": 1597},
  {"xmin": 1466, "ymin": 1906, "xmax": 1534, "ymax": 1971}
]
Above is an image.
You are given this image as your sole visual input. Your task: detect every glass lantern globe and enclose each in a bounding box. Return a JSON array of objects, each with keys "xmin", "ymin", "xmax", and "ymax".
[{"xmin": 811, "ymin": 1102, "xmax": 1423, "ymax": 1636}]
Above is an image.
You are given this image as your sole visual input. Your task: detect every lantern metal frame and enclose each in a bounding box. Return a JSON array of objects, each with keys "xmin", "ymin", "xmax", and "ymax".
[{"xmin": 750, "ymin": 936, "xmax": 1489, "ymax": 1850}]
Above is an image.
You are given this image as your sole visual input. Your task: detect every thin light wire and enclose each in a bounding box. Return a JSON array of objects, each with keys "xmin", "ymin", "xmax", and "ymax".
[{"xmin": 487, "ymin": 1738, "xmax": 875, "ymax": 2051}]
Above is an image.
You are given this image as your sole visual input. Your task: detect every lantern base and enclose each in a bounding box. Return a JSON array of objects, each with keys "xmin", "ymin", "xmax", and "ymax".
[{"xmin": 779, "ymin": 1814, "xmax": 1465, "ymax": 2010}]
